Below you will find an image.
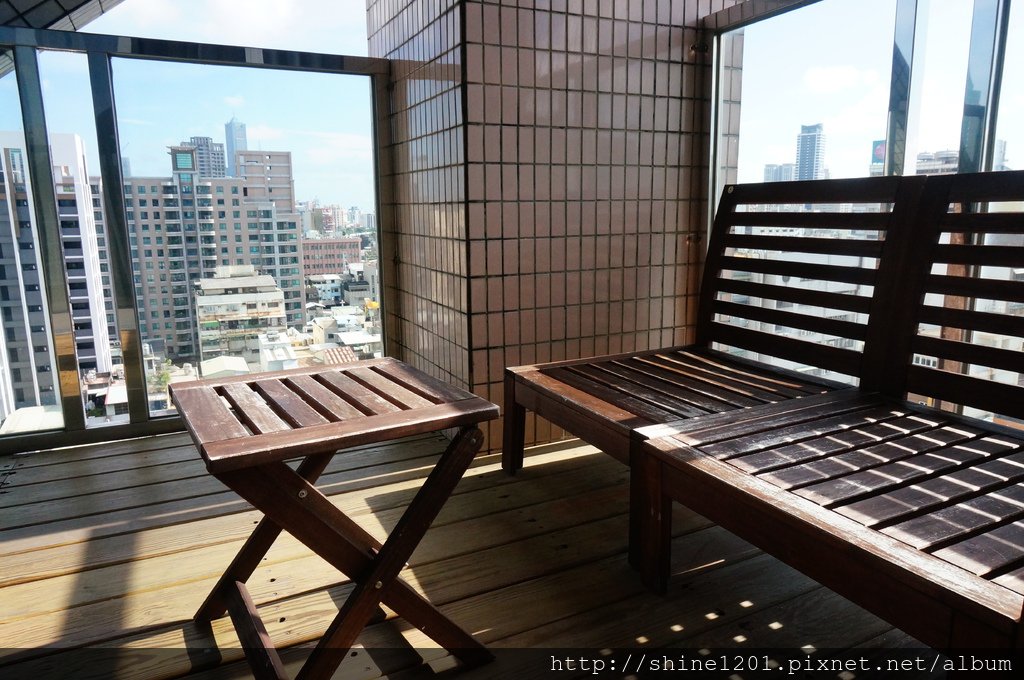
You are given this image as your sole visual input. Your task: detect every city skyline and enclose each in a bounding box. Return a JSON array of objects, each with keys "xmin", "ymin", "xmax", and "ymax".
[{"xmin": 0, "ymin": 0, "xmax": 376, "ymax": 210}]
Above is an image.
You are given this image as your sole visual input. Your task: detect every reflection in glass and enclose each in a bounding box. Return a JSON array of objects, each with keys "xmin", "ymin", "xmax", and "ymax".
[
  {"xmin": 992, "ymin": 0, "xmax": 1020, "ymax": 171},
  {"xmin": 904, "ymin": 0, "xmax": 973, "ymax": 174},
  {"xmin": 36, "ymin": 49, "xmax": 120, "ymax": 426},
  {"xmin": 110, "ymin": 58, "xmax": 378, "ymax": 416},
  {"xmin": 0, "ymin": 49, "xmax": 64, "ymax": 433},
  {"xmin": 718, "ymin": 0, "xmax": 897, "ymax": 185}
]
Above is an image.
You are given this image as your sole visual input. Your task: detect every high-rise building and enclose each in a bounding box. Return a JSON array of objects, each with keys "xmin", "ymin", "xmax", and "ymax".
[
  {"xmin": 182, "ymin": 136, "xmax": 226, "ymax": 178},
  {"xmin": 122, "ymin": 144, "xmax": 303, "ymax": 361},
  {"xmin": 795, "ymin": 123, "xmax": 826, "ymax": 181},
  {"xmin": 225, "ymin": 117, "xmax": 247, "ymax": 177},
  {"xmin": 0, "ymin": 132, "xmax": 111, "ymax": 417},
  {"xmin": 763, "ymin": 163, "xmax": 795, "ymax": 182}
]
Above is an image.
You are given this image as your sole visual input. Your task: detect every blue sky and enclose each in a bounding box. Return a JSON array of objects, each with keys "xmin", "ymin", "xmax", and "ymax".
[
  {"xmin": 734, "ymin": 0, "xmax": 1020, "ymax": 181},
  {"xmin": 3, "ymin": 0, "xmax": 1020, "ymax": 194},
  {"xmin": 37, "ymin": 0, "xmax": 376, "ymax": 209}
]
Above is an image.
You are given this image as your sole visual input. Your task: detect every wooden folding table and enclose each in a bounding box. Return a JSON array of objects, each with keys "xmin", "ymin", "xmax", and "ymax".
[{"xmin": 169, "ymin": 357, "xmax": 499, "ymax": 680}]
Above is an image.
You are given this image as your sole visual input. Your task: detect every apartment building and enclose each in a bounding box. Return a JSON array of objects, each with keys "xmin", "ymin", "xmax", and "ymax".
[{"xmin": 194, "ymin": 265, "xmax": 286, "ymax": 364}]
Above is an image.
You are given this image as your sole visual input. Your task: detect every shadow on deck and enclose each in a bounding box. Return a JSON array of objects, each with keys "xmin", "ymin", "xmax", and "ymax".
[{"xmin": 0, "ymin": 432, "xmax": 922, "ymax": 679}]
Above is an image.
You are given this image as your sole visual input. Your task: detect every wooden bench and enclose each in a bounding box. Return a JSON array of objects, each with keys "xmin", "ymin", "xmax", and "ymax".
[{"xmin": 504, "ymin": 169, "xmax": 1024, "ymax": 648}]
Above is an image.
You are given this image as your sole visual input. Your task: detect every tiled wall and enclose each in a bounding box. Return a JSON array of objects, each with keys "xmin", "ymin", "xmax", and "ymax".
[
  {"xmin": 368, "ymin": 0, "xmax": 472, "ymax": 390},
  {"xmin": 369, "ymin": 0, "xmax": 741, "ymax": 450}
]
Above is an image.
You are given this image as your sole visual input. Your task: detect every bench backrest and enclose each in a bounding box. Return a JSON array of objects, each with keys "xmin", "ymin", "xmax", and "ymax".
[
  {"xmin": 695, "ymin": 175, "xmax": 928, "ymax": 387},
  {"xmin": 900, "ymin": 170, "xmax": 1024, "ymax": 424}
]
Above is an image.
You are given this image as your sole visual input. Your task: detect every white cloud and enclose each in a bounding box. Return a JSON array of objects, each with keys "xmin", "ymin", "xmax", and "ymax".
[{"xmin": 223, "ymin": 95, "xmax": 245, "ymax": 108}]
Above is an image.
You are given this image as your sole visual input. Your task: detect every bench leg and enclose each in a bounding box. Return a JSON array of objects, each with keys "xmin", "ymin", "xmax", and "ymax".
[
  {"xmin": 629, "ymin": 443, "xmax": 671, "ymax": 594},
  {"xmin": 502, "ymin": 373, "xmax": 526, "ymax": 475}
]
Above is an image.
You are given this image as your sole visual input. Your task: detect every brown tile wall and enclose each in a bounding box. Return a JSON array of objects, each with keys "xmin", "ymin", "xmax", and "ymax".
[
  {"xmin": 368, "ymin": 0, "xmax": 471, "ymax": 389},
  {"xmin": 369, "ymin": 0, "xmax": 741, "ymax": 450}
]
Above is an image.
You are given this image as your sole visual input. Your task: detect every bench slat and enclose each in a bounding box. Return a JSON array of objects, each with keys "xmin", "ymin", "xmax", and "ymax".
[
  {"xmin": 905, "ymin": 366, "xmax": 1024, "ymax": 422},
  {"xmin": 731, "ymin": 414, "xmax": 938, "ymax": 474},
  {"xmin": 794, "ymin": 435, "xmax": 1016, "ymax": 507},
  {"xmin": 701, "ymin": 405, "xmax": 906, "ymax": 461},
  {"xmin": 913, "ymin": 336, "xmax": 1024, "ymax": 376},
  {"xmin": 933, "ymin": 244, "xmax": 1024, "ymax": 268},
  {"xmin": 715, "ymin": 278, "xmax": 874, "ymax": 315},
  {"xmin": 546, "ymin": 367, "xmax": 693, "ymax": 422},
  {"xmin": 932, "ymin": 520, "xmax": 1024, "ymax": 577},
  {"xmin": 705, "ymin": 323, "xmax": 862, "ymax": 378},
  {"xmin": 285, "ymin": 375, "xmax": 366, "ymax": 421},
  {"xmin": 717, "ymin": 255, "xmax": 877, "ymax": 286},
  {"xmin": 836, "ymin": 452, "xmax": 1024, "ymax": 528},
  {"xmin": 924, "ymin": 273, "xmax": 1024, "ymax": 305},
  {"xmin": 317, "ymin": 371, "xmax": 402, "ymax": 415},
  {"xmin": 761, "ymin": 423, "xmax": 980, "ymax": 491},
  {"xmin": 252, "ymin": 379, "xmax": 329, "ymax": 429},
  {"xmin": 570, "ymin": 364, "xmax": 717, "ymax": 418},
  {"xmin": 220, "ymin": 383, "xmax": 292, "ymax": 435},
  {"xmin": 917, "ymin": 306, "xmax": 1024, "ymax": 344},
  {"xmin": 938, "ymin": 211, "xmax": 1024, "ymax": 233},
  {"xmin": 712, "ymin": 299, "xmax": 869, "ymax": 342},
  {"xmin": 661, "ymin": 349, "xmax": 826, "ymax": 394},
  {"xmin": 725, "ymin": 234, "xmax": 886, "ymax": 258},
  {"xmin": 618, "ymin": 356, "xmax": 778, "ymax": 403},
  {"xmin": 881, "ymin": 483, "xmax": 1024, "ymax": 550},
  {"xmin": 590, "ymin": 360, "xmax": 762, "ymax": 410},
  {"xmin": 726, "ymin": 211, "xmax": 891, "ymax": 230},
  {"xmin": 344, "ymin": 366, "xmax": 435, "ymax": 410}
]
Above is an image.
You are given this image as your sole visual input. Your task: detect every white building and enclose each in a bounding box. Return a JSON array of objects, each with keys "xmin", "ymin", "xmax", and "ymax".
[
  {"xmin": 0, "ymin": 131, "xmax": 111, "ymax": 424},
  {"xmin": 194, "ymin": 265, "xmax": 286, "ymax": 363}
]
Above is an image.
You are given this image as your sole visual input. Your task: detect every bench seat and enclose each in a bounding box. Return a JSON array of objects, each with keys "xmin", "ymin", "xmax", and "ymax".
[
  {"xmin": 503, "ymin": 345, "xmax": 842, "ymax": 470},
  {"xmin": 503, "ymin": 169, "xmax": 1024, "ymax": 649},
  {"xmin": 635, "ymin": 390, "xmax": 1024, "ymax": 648}
]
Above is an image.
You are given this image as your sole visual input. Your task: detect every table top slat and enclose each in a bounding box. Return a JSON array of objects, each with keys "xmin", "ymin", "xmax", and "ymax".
[
  {"xmin": 285, "ymin": 374, "xmax": 365, "ymax": 420},
  {"xmin": 253, "ymin": 379, "xmax": 329, "ymax": 428},
  {"xmin": 371, "ymin": 361, "xmax": 468, "ymax": 403},
  {"xmin": 220, "ymin": 383, "xmax": 292, "ymax": 435},
  {"xmin": 173, "ymin": 359, "xmax": 499, "ymax": 472},
  {"xmin": 202, "ymin": 399, "xmax": 498, "ymax": 472},
  {"xmin": 171, "ymin": 386, "xmax": 249, "ymax": 447},
  {"xmin": 343, "ymin": 366, "xmax": 434, "ymax": 409},
  {"xmin": 317, "ymin": 370, "xmax": 401, "ymax": 415}
]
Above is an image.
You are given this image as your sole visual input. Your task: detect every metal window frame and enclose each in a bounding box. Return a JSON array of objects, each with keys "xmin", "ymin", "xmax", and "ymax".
[
  {"xmin": 707, "ymin": 0, "xmax": 1014, "ymax": 217},
  {"xmin": 0, "ymin": 26, "xmax": 390, "ymax": 455}
]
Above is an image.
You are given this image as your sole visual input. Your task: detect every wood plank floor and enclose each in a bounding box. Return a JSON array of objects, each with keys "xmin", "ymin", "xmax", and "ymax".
[{"xmin": 0, "ymin": 431, "xmax": 927, "ymax": 679}]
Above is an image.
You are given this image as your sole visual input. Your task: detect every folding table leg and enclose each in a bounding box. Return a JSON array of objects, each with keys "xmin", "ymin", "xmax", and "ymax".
[
  {"xmin": 195, "ymin": 452, "xmax": 345, "ymax": 622},
  {"xmin": 298, "ymin": 426, "xmax": 489, "ymax": 680},
  {"xmin": 216, "ymin": 427, "xmax": 491, "ymax": 680}
]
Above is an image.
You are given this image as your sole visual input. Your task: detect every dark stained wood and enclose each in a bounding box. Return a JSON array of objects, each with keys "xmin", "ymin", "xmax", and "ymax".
[
  {"xmin": 504, "ymin": 170, "xmax": 1024, "ymax": 651},
  {"xmin": 220, "ymin": 384, "xmax": 291, "ymax": 435},
  {"xmin": 172, "ymin": 359, "xmax": 498, "ymax": 680},
  {"xmin": 316, "ymin": 370, "xmax": 401, "ymax": 415},
  {"xmin": 838, "ymin": 452, "xmax": 1024, "ymax": 528},
  {"xmin": 224, "ymin": 580, "xmax": 288, "ymax": 680},
  {"xmin": 252, "ymin": 380, "xmax": 329, "ymax": 429},
  {"xmin": 714, "ymin": 277, "xmax": 875, "ymax": 315},
  {"xmin": 285, "ymin": 374, "xmax": 365, "ymax": 421},
  {"xmin": 345, "ymin": 366, "xmax": 434, "ymax": 410},
  {"xmin": 546, "ymin": 367, "xmax": 685, "ymax": 422}
]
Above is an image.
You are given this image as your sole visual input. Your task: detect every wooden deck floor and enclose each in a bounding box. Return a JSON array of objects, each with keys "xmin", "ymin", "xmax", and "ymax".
[{"xmin": 0, "ymin": 431, "xmax": 925, "ymax": 679}]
